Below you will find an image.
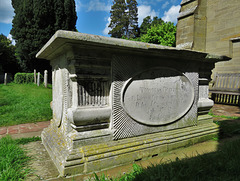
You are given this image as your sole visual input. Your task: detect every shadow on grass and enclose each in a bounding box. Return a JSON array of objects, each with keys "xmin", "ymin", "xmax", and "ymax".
[
  {"xmin": 216, "ymin": 118, "xmax": 240, "ymax": 139},
  {"xmin": 90, "ymin": 117, "xmax": 240, "ymax": 181},
  {"xmin": 131, "ymin": 118, "xmax": 240, "ymax": 181}
]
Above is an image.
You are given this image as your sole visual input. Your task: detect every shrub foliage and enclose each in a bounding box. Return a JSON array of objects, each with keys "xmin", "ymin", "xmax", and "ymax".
[{"xmin": 14, "ymin": 73, "xmax": 43, "ymax": 84}]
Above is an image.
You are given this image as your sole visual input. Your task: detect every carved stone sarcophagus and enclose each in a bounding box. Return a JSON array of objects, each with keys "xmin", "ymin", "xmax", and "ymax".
[{"xmin": 36, "ymin": 30, "xmax": 229, "ymax": 176}]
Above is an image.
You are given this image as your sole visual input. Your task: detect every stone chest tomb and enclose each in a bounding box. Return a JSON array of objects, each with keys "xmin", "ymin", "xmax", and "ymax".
[{"xmin": 36, "ymin": 30, "xmax": 229, "ymax": 176}]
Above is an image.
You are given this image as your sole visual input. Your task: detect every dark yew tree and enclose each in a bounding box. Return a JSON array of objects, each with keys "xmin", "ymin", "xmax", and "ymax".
[
  {"xmin": 140, "ymin": 16, "xmax": 164, "ymax": 37},
  {"xmin": 11, "ymin": 0, "xmax": 77, "ymax": 72},
  {"xmin": 108, "ymin": 0, "xmax": 128, "ymax": 38},
  {"xmin": 108, "ymin": 0, "xmax": 138, "ymax": 38},
  {"xmin": 0, "ymin": 34, "xmax": 20, "ymax": 75},
  {"xmin": 152, "ymin": 16, "xmax": 164, "ymax": 27},
  {"xmin": 126, "ymin": 0, "xmax": 138, "ymax": 38},
  {"xmin": 140, "ymin": 16, "xmax": 152, "ymax": 36}
]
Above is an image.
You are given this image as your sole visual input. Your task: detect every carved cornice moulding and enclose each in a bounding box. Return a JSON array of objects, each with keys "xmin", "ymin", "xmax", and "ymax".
[
  {"xmin": 36, "ymin": 30, "xmax": 229, "ymax": 63},
  {"xmin": 181, "ymin": 0, "xmax": 196, "ymax": 6}
]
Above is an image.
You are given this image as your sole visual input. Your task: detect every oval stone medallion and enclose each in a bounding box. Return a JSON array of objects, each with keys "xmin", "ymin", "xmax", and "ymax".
[{"xmin": 122, "ymin": 68, "xmax": 195, "ymax": 125}]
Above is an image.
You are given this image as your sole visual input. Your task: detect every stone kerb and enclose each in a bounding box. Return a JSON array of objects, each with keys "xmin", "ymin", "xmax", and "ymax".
[{"xmin": 36, "ymin": 30, "xmax": 229, "ymax": 176}]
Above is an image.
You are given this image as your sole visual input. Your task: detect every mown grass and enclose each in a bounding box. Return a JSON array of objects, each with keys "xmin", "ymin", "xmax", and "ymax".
[
  {"xmin": 14, "ymin": 136, "xmax": 41, "ymax": 145},
  {"xmin": 91, "ymin": 164, "xmax": 142, "ymax": 181},
  {"xmin": 208, "ymin": 109, "xmax": 240, "ymax": 120},
  {"xmin": 0, "ymin": 83, "xmax": 52, "ymax": 127},
  {"xmin": 0, "ymin": 136, "xmax": 41, "ymax": 180}
]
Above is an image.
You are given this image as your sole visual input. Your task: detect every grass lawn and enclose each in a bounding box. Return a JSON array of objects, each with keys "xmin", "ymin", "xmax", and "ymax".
[
  {"xmin": 0, "ymin": 83, "xmax": 52, "ymax": 127},
  {"xmin": 0, "ymin": 136, "xmax": 41, "ymax": 180}
]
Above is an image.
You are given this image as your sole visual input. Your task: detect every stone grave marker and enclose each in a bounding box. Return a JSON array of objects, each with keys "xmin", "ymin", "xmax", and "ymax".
[
  {"xmin": 37, "ymin": 72, "xmax": 40, "ymax": 86},
  {"xmin": 4, "ymin": 73, "xmax": 7, "ymax": 85},
  {"xmin": 44, "ymin": 70, "xmax": 48, "ymax": 88},
  {"xmin": 34, "ymin": 69, "xmax": 37, "ymax": 84}
]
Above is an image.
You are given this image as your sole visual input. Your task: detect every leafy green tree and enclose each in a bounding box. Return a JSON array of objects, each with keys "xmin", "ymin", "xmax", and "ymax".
[
  {"xmin": 11, "ymin": 0, "xmax": 77, "ymax": 72},
  {"xmin": 126, "ymin": 0, "xmax": 138, "ymax": 38},
  {"xmin": 0, "ymin": 34, "xmax": 20, "ymax": 74},
  {"xmin": 140, "ymin": 22, "xmax": 176, "ymax": 47}
]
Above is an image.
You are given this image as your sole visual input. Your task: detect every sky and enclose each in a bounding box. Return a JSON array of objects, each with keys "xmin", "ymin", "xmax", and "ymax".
[{"xmin": 0, "ymin": 0, "xmax": 181, "ymax": 43}]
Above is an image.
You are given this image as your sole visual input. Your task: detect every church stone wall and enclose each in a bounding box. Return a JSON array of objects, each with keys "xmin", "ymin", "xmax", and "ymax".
[
  {"xmin": 206, "ymin": 0, "xmax": 240, "ymax": 75},
  {"xmin": 176, "ymin": 0, "xmax": 240, "ymax": 75}
]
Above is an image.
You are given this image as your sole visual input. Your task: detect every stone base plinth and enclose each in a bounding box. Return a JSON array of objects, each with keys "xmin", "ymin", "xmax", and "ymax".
[{"xmin": 42, "ymin": 121, "xmax": 218, "ymax": 176}]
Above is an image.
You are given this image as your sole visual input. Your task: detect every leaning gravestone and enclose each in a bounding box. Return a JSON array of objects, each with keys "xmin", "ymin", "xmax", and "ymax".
[{"xmin": 36, "ymin": 30, "xmax": 230, "ymax": 176}]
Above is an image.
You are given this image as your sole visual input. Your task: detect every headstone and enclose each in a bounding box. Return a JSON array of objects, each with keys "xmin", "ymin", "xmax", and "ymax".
[
  {"xmin": 4, "ymin": 73, "xmax": 7, "ymax": 85},
  {"xmin": 34, "ymin": 69, "xmax": 37, "ymax": 84},
  {"xmin": 37, "ymin": 72, "xmax": 40, "ymax": 86},
  {"xmin": 36, "ymin": 31, "xmax": 230, "ymax": 176},
  {"xmin": 44, "ymin": 70, "xmax": 48, "ymax": 88}
]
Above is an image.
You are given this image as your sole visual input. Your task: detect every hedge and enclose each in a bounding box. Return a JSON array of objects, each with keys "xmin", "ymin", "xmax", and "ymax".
[{"xmin": 14, "ymin": 73, "xmax": 43, "ymax": 84}]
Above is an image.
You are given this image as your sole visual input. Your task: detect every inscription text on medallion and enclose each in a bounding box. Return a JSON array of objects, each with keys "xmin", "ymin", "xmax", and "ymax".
[{"xmin": 122, "ymin": 68, "xmax": 194, "ymax": 125}]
